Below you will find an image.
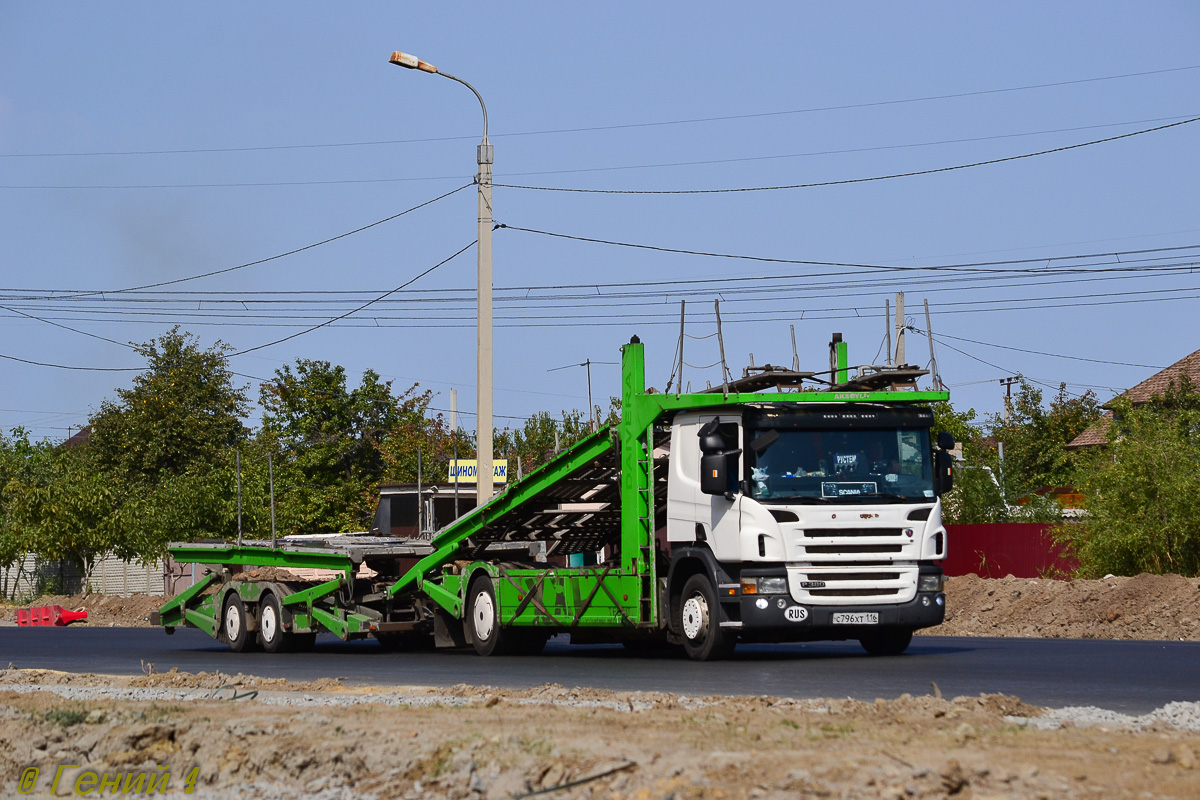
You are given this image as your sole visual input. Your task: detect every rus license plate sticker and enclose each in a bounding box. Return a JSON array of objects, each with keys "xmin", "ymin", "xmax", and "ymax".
[{"xmin": 832, "ymin": 612, "xmax": 879, "ymax": 625}]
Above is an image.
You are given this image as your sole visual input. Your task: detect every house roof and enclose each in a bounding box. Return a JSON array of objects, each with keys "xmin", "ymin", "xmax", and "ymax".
[
  {"xmin": 1066, "ymin": 346, "xmax": 1200, "ymax": 450},
  {"xmin": 62, "ymin": 426, "xmax": 92, "ymax": 448},
  {"xmin": 1064, "ymin": 411, "xmax": 1111, "ymax": 451},
  {"xmin": 1117, "ymin": 347, "xmax": 1200, "ymax": 404}
]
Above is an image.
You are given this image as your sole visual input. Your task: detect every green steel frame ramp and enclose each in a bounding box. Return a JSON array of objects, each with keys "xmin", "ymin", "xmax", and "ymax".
[{"xmin": 388, "ymin": 424, "xmax": 669, "ymax": 598}]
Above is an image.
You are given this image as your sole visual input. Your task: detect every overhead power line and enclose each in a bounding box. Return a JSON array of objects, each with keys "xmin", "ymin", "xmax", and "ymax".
[
  {"xmin": 496, "ymin": 117, "xmax": 1200, "ymax": 194},
  {"xmin": 4, "ymin": 64, "xmax": 1197, "ymax": 158},
  {"xmin": 502, "ymin": 225, "xmax": 1200, "ymax": 275},
  {"xmin": 0, "ymin": 352, "xmax": 139, "ymax": 371},
  {"xmin": 927, "ymin": 331, "xmax": 1166, "ymax": 369},
  {"xmin": 39, "ymin": 184, "xmax": 470, "ymax": 301},
  {"xmin": 10, "ymin": 114, "xmax": 1196, "ymax": 190},
  {"xmin": 497, "ymin": 114, "xmax": 1199, "ymax": 179},
  {"xmin": 230, "ymin": 240, "xmax": 476, "ymax": 357}
]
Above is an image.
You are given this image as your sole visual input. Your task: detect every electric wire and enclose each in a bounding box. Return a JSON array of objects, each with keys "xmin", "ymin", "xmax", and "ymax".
[
  {"xmin": 5, "ymin": 64, "xmax": 1196, "ymax": 158},
  {"xmin": 928, "ymin": 332, "xmax": 1166, "ymax": 369},
  {"xmin": 494, "ymin": 117, "xmax": 1200, "ymax": 194},
  {"xmin": 41, "ymin": 184, "xmax": 471, "ymax": 301},
  {"xmin": 7, "ymin": 255, "xmax": 1195, "ymax": 319},
  {"xmin": 229, "ymin": 240, "xmax": 476, "ymax": 356},
  {"xmin": 502, "ymin": 224, "xmax": 1200, "ymax": 275},
  {"xmin": 8, "ymin": 115, "xmax": 1196, "ymax": 190},
  {"xmin": 12, "ymin": 264, "xmax": 1196, "ymax": 324}
]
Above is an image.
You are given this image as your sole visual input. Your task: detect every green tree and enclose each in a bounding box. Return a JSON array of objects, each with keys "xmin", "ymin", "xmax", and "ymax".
[
  {"xmin": 493, "ymin": 408, "xmax": 591, "ymax": 476},
  {"xmin": 1059, "ymin": 379, "xmax": 1200, "ymax": 576},
  {"xmin": 89, "ymin": 328, "xmax": 249, "ymax": 481},
  {"xmin": 988, "ymin": 379, "xmax": 1102, "ymax": 502},
  {"xmin": 80, "ymin": 329, "xmax": 250, "ymax": 562},
  {"xmin": 929, "ymin": 402, "xmax": 1009, "ymax": 523},
  {"xmin": 260, "ymin": 359, "xmax": 446, "ymax": 534},
  {"xmin": 0, "ymin": 430, "xmax": 118, "ymax": 581}
]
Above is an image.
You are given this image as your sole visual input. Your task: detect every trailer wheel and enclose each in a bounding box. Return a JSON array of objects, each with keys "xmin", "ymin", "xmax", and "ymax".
[
  {"xmin": 466, "ymin": 575, "xmax": 507, "ymax": 656},
  {"xmin": 859, "ymin": 628, "xmax": 913, "ymax": 656},
  {"xmin": 222, "ymin": 592, "xmax": 255, "ymax": 653},
  {"xmin": 258, "ymin": 592, "xmax": 286, "ymax": 653},
  {"xmin": 678, "ymin": 574, "xmax": 736, "ymax": 661}
]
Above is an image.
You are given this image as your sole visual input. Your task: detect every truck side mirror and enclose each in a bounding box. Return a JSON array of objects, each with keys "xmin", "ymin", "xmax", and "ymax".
[
  {"xmin": 698, "ymin": 419, "xmax": 725, "ymax": 454},
  {"xmin": 697, "ymin": 420, "xmax": 741, "ymax": 497},
  {"xmin": 934, "ymin": 449, "xmax": 954, "ymax": 495},
  {"xmin": 700, "ymin": 452, "xmax": 729, "ymax": 495},
  {"xmin": 937, "ymin": 431, "xmax": 955, "ymax": 451}
]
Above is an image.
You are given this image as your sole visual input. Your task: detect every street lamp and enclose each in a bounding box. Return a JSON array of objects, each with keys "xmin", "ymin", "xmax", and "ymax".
[{"xmin": 389, "ymin": 50, "xmax": 495, "ymax": 506}]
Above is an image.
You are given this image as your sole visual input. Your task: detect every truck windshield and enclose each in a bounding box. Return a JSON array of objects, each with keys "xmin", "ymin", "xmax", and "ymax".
[{"xmin": 746, "ymin": 426, "xmax": 934, "ymax": 503}]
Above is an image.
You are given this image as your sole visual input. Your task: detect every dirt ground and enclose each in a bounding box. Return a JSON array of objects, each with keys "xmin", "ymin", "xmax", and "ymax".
[
  {"xmin": 5, "ymin": 572, "xmax": 1200, "ymax": 640},
  {"xmin": 921, "ymin": 573, "xmax": 1200, "ymax": 640},
  {"xmin": 3, "ymin": 577, "xmax": 1200, "ymax": 798},
  {"xmin": 0, "ymin": 667, "xmax": 1197, "ymax": 799}
]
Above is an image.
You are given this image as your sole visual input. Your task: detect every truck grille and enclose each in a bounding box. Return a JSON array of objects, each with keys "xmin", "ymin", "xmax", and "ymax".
[
  {"xmin": 808, "ymin": 588, "xmax": 901, "ymax": 598},
  {"xmin": 804, "ymin": 528, "xmax": 903, "ymax": 538},
  {"xmin": 805, "ymin": 544, "xmax": 903, "ymax": 554},
  {"xmin": 787, "ymin": 565, "xmax": 918, "ymax": 605}
]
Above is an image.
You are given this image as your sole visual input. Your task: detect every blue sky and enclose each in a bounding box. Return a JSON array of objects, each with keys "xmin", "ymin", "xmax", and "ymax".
[{"xmin": 1, "ymin": 3, "xmax": 1198, "ymax": 440}]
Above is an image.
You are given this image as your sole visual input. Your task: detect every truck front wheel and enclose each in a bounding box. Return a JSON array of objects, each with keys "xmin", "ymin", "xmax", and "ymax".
[
  {"xmin": 678, "ymin": 574, "xmax": 736, "ymax": 661},
  {"xmin": 859, "ymin": 628, "xmax": 913, "ymax": 656}
]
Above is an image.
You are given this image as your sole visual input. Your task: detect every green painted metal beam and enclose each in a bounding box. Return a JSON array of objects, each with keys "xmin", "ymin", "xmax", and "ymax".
[
  {"xmin": 310, "ymin": 606, "xmax": 347, "ymax": 639},
  {"xmin": 183, "ymin": 607, "xmax": 218, "ymax": 637},
  {"xmin": 420, "ymin": 579, "xmax": 462, "ymax": 616},
  {"xmin": 310, "ymin": 606, "xmax": 374, "ymax": 640},
  {"xmin": 280, "ymin": 577, "xmax": 343, "ymax": 607},
  {"xmin": 166, "ymin": 543, "xmax": 356, "ymax": 582},
  {"xmin": 156, "ymin": 571, "xmax": 219, "ymax": 626}
]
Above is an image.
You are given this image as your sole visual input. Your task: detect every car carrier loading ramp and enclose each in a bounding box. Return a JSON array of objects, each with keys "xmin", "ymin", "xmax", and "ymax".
[{"xmin": 387, "ymin": 422, "xmax": 669, "ymax": 600}]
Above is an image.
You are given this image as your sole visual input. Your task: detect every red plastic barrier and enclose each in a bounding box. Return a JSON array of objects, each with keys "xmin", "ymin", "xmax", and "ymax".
[
  {"xmin": 941, "ymin": 523, "xmax": 1078, "ymax": 579},
  {"xmin": 15, "ymin": 605, "xmax": 89, "ymax": 626}
]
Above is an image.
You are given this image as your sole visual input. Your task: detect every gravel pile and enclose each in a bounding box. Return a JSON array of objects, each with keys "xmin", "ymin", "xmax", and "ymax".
[{"xmin": 1012, "ymin": 700, "xmax": 1200, "ymax": 732}]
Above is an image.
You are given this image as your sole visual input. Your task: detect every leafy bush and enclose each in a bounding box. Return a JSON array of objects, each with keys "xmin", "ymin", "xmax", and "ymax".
[{"xmin": 1057, "ymin": 381, "xmax": 1200, "ymax": 577}]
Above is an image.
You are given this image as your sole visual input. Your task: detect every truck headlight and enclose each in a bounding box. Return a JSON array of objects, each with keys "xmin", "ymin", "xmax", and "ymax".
[
  {"xmin": 742, "ymin": 576, "xmax": 788, "ymax": 594},
  {"xmin": 918, "ymin": 574, "xmax": 944, "ymax": 593}
]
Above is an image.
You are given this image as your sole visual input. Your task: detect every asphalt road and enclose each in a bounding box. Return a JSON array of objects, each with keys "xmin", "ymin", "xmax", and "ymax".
[{"xmin": 5, "ymin": 628, "xmax": 1197, "ymax": 714}]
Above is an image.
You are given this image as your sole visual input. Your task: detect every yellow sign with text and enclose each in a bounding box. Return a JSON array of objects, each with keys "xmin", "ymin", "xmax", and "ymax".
[{"xmin": 447, "ymin": 459, "xmax": 508, "ymax": 484}]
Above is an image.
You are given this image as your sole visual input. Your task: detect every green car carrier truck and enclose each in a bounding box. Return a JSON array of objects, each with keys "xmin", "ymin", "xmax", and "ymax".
[{"xmin": 154, "ymin": 335, "xmax": 954, "ymax": 661}]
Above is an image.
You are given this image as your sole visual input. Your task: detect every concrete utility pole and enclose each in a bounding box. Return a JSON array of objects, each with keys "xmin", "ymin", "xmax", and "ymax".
[
  {"xmin": 390, "ymin": 50, "xmax": 494, "ymax": 505},
  {"xmin": 893, "ymin": 292, "xmax": 906, "ymax": 365},
  {"xmin": 1000, "ymin": 375, "xmax": 1020, "ymax": 422}
]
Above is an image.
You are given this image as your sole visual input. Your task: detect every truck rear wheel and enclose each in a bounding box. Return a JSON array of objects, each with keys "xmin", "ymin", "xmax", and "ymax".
[
  {"xmin": 258, "ymin": 592, "xmax": 286, "ymax": 653},
  {"xmin": 678, "ymin": 574, "xmax": 736, "ymax": 661},
  {"xmin": 222, "ymin": 592, "xmax": 255, "ymax": 653},
  {"xmin": 859, "ymin": 628, "xmax": 913, "ymax": 656},
  {"xmin": 467, "ymin": 575, "xmax": 508, "ymax": 656}
]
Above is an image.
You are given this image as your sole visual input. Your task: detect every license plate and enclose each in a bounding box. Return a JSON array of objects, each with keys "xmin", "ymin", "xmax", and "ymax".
[{"xmin": 832, "ymin": 612, "xmax": 878, "ymax": 625}]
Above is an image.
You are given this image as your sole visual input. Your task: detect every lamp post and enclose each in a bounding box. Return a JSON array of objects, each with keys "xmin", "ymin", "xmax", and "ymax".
[{"xmin": 389, "ymin": 50, "xmax": 494, "ymax": 505}]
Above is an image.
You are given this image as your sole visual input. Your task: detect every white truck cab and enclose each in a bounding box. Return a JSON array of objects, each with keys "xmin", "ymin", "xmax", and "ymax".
[{"xmin": 665, "ymin": 403, "xmax": 951, "ymax": 656}]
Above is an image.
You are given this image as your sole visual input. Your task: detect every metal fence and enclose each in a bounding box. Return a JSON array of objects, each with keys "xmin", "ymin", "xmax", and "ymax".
[
  {"xmin": 941, "ymin": 523, "xmax": 1078, "ymax": 578},
  {"xmin": 0, "ymin": 554, "xmax": 165, "ymax": 601}
]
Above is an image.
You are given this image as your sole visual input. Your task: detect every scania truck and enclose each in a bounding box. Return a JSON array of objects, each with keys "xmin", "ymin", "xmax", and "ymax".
[{"xmin": 155, "ymin": 335, "xmax": 953, "ymax": 660}]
